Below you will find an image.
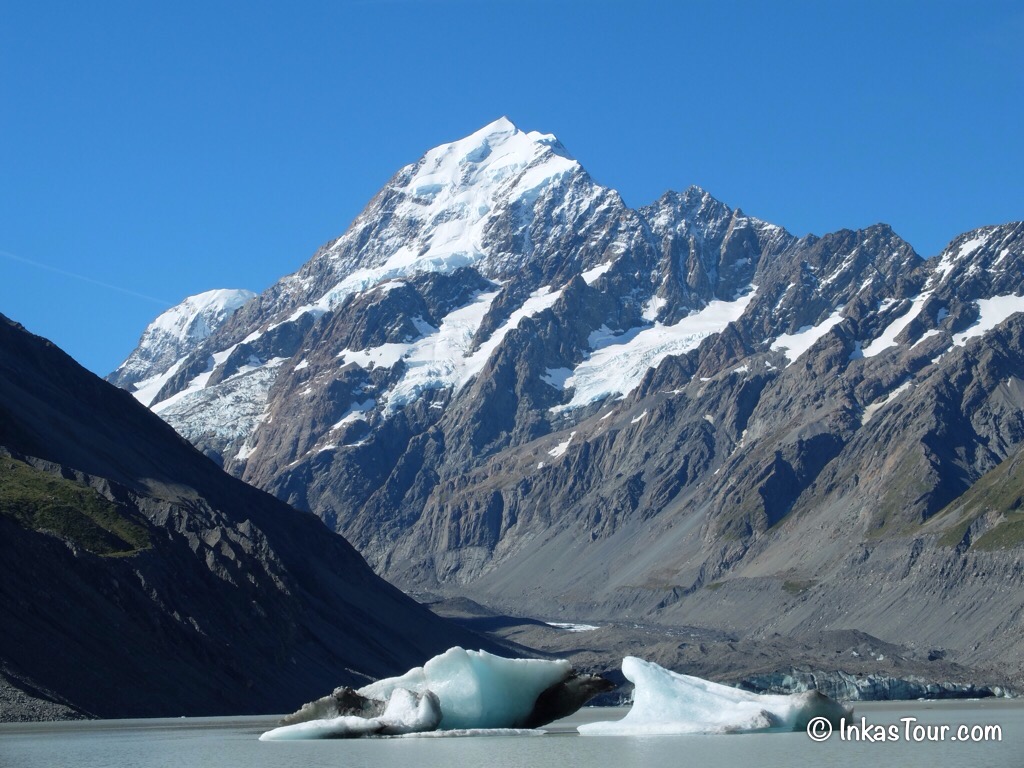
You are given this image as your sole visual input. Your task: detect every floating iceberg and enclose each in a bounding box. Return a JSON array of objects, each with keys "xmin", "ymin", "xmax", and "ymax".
[
  {"xmin": 578, "ymin": 656, "xmax": 851, "ymax": 736},
  {"xmin": 261, "ymin": 647, "xmax": 612, "ymax": 740},
  {"xmin": 260, "ymin": 688, "xmax": 441, "ymax": 740}
]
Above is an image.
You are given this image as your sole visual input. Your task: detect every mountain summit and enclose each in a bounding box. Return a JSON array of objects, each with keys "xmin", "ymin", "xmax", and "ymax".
[{"xmin": 114, "ymin": 120, "xmax": 1024, "ymax": 685}]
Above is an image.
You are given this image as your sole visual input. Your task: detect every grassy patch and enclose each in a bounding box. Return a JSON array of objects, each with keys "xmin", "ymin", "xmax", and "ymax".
[
  {"xmin": 869, "ymin": 451, "xmax": 932, "ymax": 538},
  {"xmin": 782, "ymin": 579, "xmax": 816, "ymax": 594},
  {"xmin": 934, "ymin": 453, "xmax": 1024, "ymax": 549},
  {"xmin": 972, "ymin": 514, "xmax": 1024, "ymax": 550},
  {"xmin": 938, "ymin": 518, "xmax": 973, "ymax": 548},
  {"xmin": 0, "ymin": 457, "xmax": 151, "ymax": 556}
]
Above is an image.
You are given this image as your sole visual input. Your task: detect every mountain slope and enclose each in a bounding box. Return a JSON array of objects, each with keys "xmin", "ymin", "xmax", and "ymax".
[
  {"xmin": 108, "ymin": 288, "xmax": 256, "ymax": 398},
  {"xmin": 115, "ymin": 119, "xmax": 1024, "ymax": 683},
  {"xmin": 0, "ymin": 314, "xmax": 489, "ymax": 720}
]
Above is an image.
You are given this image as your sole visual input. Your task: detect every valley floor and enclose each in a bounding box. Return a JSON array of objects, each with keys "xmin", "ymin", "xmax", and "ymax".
[
  {"xmin": 3, "ymin": 598, "xmax": 1015, "ymax": 724},
  {"xmin": 423, "ymin": 596, "xmax": 1018, "ymax": 703}
]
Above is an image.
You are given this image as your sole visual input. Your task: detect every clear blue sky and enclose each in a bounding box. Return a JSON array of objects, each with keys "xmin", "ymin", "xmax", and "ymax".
[{"xmin": 2, "ymin": 0, "xmax": 1021, "ymax": 376}]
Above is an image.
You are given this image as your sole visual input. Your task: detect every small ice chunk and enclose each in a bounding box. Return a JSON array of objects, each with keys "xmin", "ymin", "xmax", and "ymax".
[
  {"xmin": 259, "ymin": 688, "xmax": 441, "ymax": 740},
  {"xmin": 546, "ymin": 622, "xmax": 599, "ymax": 632}
]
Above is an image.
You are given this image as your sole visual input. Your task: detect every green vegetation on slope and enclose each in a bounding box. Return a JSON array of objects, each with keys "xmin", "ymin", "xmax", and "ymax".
[
  {"xmin": 869, "ymin": 450, "xmax": 934, "ymax": 538},
  {"xmin": 0, "ymin": 457, "xmax": 151, "ymax": 556},
  {"xmin": 972, "ymin": 515, "xmax": 1024, "ymax": 550},
  {"xmin": 934, "ymin": 451, "xmax": 1024, "ymax": 550}
]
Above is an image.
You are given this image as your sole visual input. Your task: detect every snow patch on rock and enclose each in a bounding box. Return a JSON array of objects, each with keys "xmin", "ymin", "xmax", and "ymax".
[{"xmin": 554, "ymin": 290, "xmax": 756, "ymax": 411}]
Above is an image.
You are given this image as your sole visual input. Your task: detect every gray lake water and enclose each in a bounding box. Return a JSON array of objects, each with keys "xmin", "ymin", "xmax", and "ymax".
[{"xmin": 1, "ymin": 700, "xmax": 1021, "ymax": 768}]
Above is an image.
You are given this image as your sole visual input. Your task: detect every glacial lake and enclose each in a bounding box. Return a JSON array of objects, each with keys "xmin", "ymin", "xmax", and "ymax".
[{"xmin": 1, "ymin": 700, "xmax": 1021, "ymax": 768}]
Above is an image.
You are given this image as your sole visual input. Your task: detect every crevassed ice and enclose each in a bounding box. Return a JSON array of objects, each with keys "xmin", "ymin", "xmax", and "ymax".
[
  {"xmin": 385, "ymin": 286, "xmax": 564, "ymax": 412},
  {"xmin": 149, "ymin": 343, "xmax": 239, "ymax": 412},
  {"xmin": 154, "ymin": 357, "xmax": 288, "ymax": 445}
]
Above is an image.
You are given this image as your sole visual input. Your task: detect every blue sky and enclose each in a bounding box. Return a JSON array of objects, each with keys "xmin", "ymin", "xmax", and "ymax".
[{"xmin": 2, "ymin": 0, "xmax": 1021, "ymax": 376}]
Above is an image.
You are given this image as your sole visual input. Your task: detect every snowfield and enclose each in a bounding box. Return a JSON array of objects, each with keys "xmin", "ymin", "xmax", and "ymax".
[{"xmin": 555, "ymin": 290, "xmax": 757, "ymax": 411}]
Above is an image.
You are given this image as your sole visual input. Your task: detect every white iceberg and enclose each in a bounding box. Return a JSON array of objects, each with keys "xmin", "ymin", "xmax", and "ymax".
[
  {"xmin": 578, "ymin": 656, "xmax": 851, "ymax": 736},
  {"xmin": 261, "ymin": 647, "xmax": 612, "ymax": 739},
  {"xmin": 358, "ymin": 647, "xmax": 572, "ymax": 730},
  {"xmin": 260, "ymin": 688, "xmax": 441, "ymax": 741}
]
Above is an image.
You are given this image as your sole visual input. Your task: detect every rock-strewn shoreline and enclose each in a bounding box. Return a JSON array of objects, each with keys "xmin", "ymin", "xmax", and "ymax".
[{"xmin": 427, "ymin": 597, "xmax": 1019, "ymax": 707}]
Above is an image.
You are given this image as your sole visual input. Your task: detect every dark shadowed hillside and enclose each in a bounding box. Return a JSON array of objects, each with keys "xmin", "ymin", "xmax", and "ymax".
[{"xmin": 0, "ymin": 314, "xmax": 490, "ymax": 721}]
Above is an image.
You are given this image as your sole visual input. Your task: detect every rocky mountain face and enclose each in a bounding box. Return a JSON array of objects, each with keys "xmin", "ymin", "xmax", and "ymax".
[
  {"xmin": 116, "ymin": 117, "xmax": 1024, "ymax": 685},
  {"xmin": 0, "ymin": 314, "xmax": 490, "ymax": 721}
]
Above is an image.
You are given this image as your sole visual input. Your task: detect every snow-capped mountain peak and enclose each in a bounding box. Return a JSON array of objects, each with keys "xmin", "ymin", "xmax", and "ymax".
[
  {"xmin": 107, "ymin": 121, "xmax": 1024, "ymax": 691},
  {"xmin": 415, "ymin": 116, "xmax": 575, "ymax": 183},
  {"xmin": 149, "ymin": 289, "xmax": 255, "ymax": 340},
  {"xmin": 380, "ymin": 115, "xmax": 581, "ymax": 267},
  {"xmin": 108, "ymin": 288, "xmax": 255, "ymax": 393},
  {"xmin": 271, "ymin": 118, "xmax": 614, "ymax": 320}
]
